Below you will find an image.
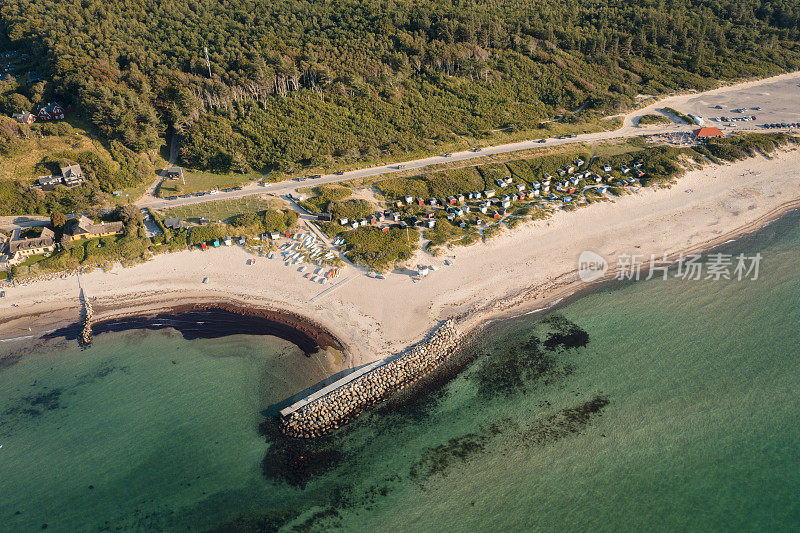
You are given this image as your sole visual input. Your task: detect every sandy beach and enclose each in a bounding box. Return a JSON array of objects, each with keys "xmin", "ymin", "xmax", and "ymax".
[{"xmin": 2, "ymin": 143, "xmax": 800, "ymax": 374}]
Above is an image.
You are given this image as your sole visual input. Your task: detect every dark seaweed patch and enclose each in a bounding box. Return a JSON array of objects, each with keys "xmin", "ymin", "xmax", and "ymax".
[
  {"xmin": 240, "ymin": 316, "xmax": 598, "ymax": 531},
  {"xmin": 376, "ymin": 383, "xmax": 447, "ymax": 425},
  {"xmin": 74, "ymin": 362, "xmax": 129, "ymax": 387},
  {"xmin": 0, "ymin": 360, "xmax": 131, "ymax": 434},
  {"xmin": 206, "ymin": 508, "xmax": 302, "ymax": 533},
  {"xmin": 521, "ymin": 394, "xmax": 610, "ymax": 444},
  {"xmin": 26, "ymin": 389, "xmax": 63, "ymax": 410},
  {"xmin": 541, "ymin": 315, "xmax": 589, "ymax": 351},
  {"xmin": 409, "ymin": 420, "xmax": 509, "ymax": 483},
  {"xmin": 259, "ymin": 419, "xmax": 344, "ymax": 489},
  {"xmin": 290, "ymin": 507, "xmax": 342, "ymax": 531},
  {"xmin": 471, "ymin": 334, "xmax": 573, "ymax": 397},
  {"xmin": 408, "ymin": 395, "xmax": 610, "ymax": 485},
  {"xmin": 2, "ymin": 388, "xmax": 63, "ymax": 421}
]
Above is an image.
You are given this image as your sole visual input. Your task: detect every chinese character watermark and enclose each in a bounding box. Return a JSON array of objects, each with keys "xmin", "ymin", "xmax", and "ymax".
[{"xmin": 578, "ymin": 251, "xmax": 762, "ymax": 282}]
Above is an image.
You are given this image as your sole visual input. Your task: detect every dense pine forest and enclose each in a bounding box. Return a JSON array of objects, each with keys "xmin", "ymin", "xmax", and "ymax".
[{"xmin": 1, "ymin": 0, "xmax": 800, "ymax": 174}]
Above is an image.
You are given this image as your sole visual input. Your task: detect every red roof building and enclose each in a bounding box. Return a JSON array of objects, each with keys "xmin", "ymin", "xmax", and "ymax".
[
  {"xmin": 36, "ymin": 102, "xmax": 65, "ymax": 121},
  {"xmin": 693, "ymin": 127, "xmax": 724, "ymax": 139}
]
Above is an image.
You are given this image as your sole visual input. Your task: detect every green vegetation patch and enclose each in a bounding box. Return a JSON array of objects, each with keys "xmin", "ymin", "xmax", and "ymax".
[
  {"xmin": 329, "ymin": 199, "xmax": 373, "ymax": 221},
  {"xmin": 703, "ymin": 132, "xmax": 795, "ymax": 162},
  {"xmin": 11, "ymin": 232, "xmax": 155, "ymax": 279},
  {"xmin": 4, "ymin": 0, "xmax": 800, "ymax": 178},
  {"xmin": 156, "ymin": 169, "xmax": 260, "ymax": 197},
  {"xmin": 159, "ymin": 196, "xmax": 274, "ymax": 223},
  {"xmin": 375, "ymin": 177, "xmax": 430, "ymax": 201},
  {"xmin": 341, "ymin": 226, "xmax": 419, "ymax": 271},
  {"xmin": 424, "ymin": 219, "xmax": 480, "ymax": 251},
  {"xmin": 638, "ymin": 114, "xmax": 672, "ymax": 126},
  {"xmin": 297, "ymin": 185, "xmax": 352, "ymax": 214},
  {"xmin": 0, "ymin": 125, "xmax": 155, "ymax": 215},
  {"xmin": 187, "ymin": 209, "xmax": 297, "ymax": 245},
  {"xmin": 476, "ymin": 163, "xmax": 511, "ymax": 187},
  {"xmin": 662, "ymin": 107, "xmax": 694, "ymax": 125},
  {"xmin": 426, "ymin": 167, "xmax": 485, "ymax": 198}
]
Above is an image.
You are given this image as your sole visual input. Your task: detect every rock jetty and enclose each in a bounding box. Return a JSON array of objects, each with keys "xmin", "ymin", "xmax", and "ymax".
[
  {"xmin": 79, "ymin": 294, "xmax": 93, "ymax": 346},
  {"xmin": 280, "ymin": 319, "xmax": 461, "ymax": 438}
]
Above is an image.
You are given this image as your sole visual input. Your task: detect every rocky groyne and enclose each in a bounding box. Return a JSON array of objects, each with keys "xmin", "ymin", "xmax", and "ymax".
[
  {"xmin": 80, "ymin": 297, "xmax": 93, "ymax": 346},
  {"xmin": 280, "ymin": 319, "xmax": 461, "ymax": 438}
]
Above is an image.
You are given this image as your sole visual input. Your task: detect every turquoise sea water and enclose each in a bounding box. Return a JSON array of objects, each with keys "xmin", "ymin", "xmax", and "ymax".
[{"xmin": 1, "ymin": 211, "xmax": 799, "ymax": 531}]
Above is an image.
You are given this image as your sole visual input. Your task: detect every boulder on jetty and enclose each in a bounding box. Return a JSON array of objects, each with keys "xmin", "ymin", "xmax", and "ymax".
[
  {"xmin": 280, "ymin": 319, "xmax": 461, "ymax": 438},
  {"xmin": 79, "ymin": 297, "xmax": 93, "ymax": 347}
]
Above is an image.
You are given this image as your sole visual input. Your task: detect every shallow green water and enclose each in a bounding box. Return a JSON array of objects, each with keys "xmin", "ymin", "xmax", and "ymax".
[{"xmin": 1, "ymin": 212, "xmax": 799, "ymax": 532}]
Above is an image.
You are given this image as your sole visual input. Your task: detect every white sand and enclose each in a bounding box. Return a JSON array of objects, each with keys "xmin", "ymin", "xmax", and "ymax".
[
  {"xmin": 4, "ymin": 71, "xmax": 800, "ymax": 371},
  {"xmin": 3, "ymin": 147, "xmax": 800, "ymax": 373}
]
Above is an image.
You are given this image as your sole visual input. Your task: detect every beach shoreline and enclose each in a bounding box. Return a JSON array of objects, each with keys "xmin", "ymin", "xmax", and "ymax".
[
  {"xmin": 0, "ymin": 294, "xmax": 349, "ymax": 366},
  {"xmin": 47, "ymin": 302, "xmax": 344, "ymax": 353},
  {"xmin": 461, "ymin": 195, "xmax": 800, "ymax": 333},
  {"xmin": 2, "ymin": 146, "xmax": 800, "ymax": 384}
]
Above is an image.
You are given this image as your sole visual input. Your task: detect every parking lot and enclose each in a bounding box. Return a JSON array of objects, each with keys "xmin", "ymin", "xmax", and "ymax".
[{"xmin": 674, "ymin": 75, "xmax": 800, "ymax": 128}]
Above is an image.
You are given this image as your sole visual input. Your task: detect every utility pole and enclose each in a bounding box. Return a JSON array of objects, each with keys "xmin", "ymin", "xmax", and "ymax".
[{"xmin": 204, "ymin": 47, "xmax": 212, "ymax": 78}]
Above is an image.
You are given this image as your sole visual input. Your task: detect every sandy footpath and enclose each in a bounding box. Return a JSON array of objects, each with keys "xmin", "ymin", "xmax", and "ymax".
[{"xmin": 2, "ymin": 146, "xmax": 800, "ymax": 371}]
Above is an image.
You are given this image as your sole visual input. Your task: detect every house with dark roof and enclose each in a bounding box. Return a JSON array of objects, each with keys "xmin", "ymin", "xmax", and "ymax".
[
  {"xmin": 36, "ymin": 164, "xmax": 85, "ymax": 190},
  {"xmin": 165, "ymin": 167, "xmax": 184, "ymax": 180},
  {"xmin": 66, "ymin": 216, "xmax": 124, "ymax": 241},
  {"xmin": 6, "ymin": 227, "xmax": 56, "ymax": 264},
  {"xmin": 37, "ymin": 175, "xmax": 63, "ymax": 189},
  {"xmin": 163, "ymin": 218, "xmax": 185, "ymax": 230},
  {"xmin": 60, "ymin": 164, "xmax": 84, "ymax": 180},
  {"xmin": 60, "ymin": 164, "xmax": 85, "ymax": 187}
]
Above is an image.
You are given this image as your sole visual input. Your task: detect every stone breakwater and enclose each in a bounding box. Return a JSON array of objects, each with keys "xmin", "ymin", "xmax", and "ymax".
[
  {"xmin": 79, "ymin": 296, "xmax": 93, "ymax": 346},
  {"xmin": 280, "ymin": 319, "xmax": 461, "ymax": 438}
]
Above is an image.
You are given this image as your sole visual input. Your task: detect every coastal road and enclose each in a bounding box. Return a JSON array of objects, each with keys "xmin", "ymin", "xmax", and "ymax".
[
  {"xmin": 136, "ymin": 122, "xmax": 694, "ymax": 211},
  {"xmin": 0, "ymin": 215, "xmax": 51, "ymax": 231},
  {"xmin": 136, "ymin": 71, "xmax": 800, "ymax": 212}
]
